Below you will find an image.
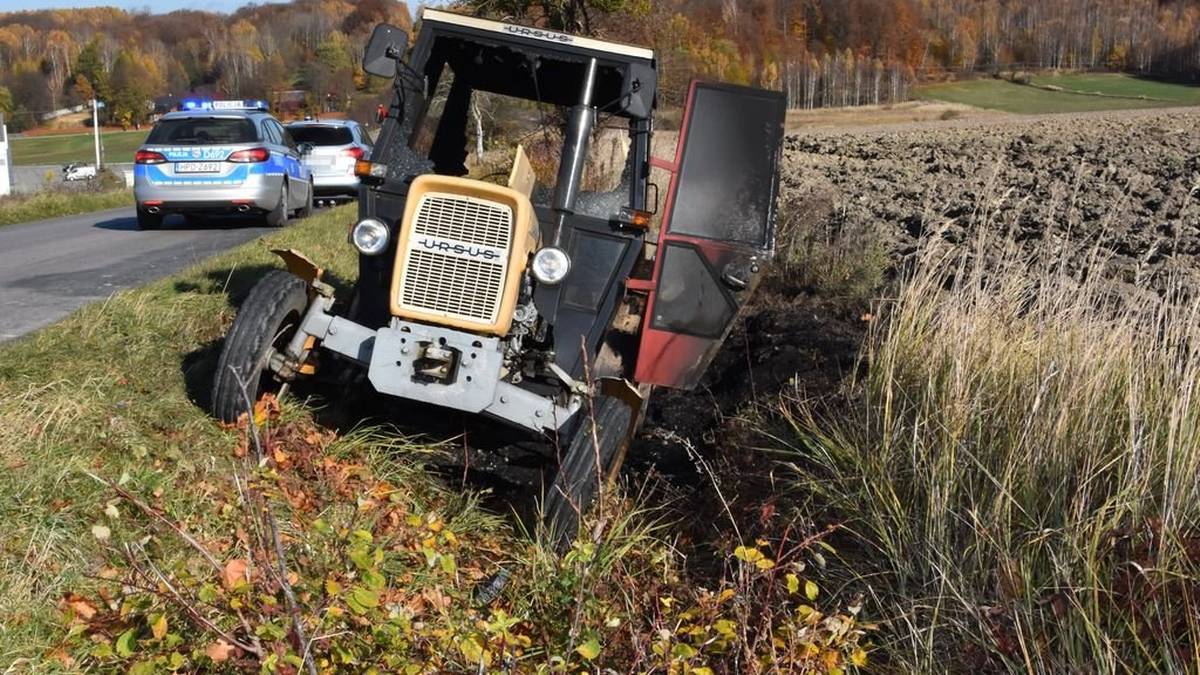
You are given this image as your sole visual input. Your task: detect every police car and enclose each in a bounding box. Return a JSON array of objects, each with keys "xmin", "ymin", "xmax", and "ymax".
[{"xmin": 133, "ymin": 99, "xmax": 314, "ymax": 230}]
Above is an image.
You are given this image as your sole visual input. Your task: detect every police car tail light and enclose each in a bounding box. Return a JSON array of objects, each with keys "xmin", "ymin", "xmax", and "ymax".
[
  {"xmin": 135, "ymin": 150, "xmax": 167, "ymax": 165},
  {"xmin": 227, "ymin": 147, "xmax": 269, "ymax": 163},
  {"xmin": 342, "ymin": 147, "xmax": 365, "ymax": 160}
]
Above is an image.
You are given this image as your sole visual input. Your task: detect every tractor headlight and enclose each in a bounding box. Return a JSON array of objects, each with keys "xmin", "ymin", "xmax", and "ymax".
[
  {"xmin": 531, "ymin": 246, "xmax": 570, "ymax": 285},
  {"xmin": 351, "ymin": 218, "xmax": 389, "ymax": 256}
]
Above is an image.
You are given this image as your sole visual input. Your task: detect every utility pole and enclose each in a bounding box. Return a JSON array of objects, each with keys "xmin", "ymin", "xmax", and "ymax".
[
  {"xmin": 0, "ymin": 112, "xmax": 11, "ymax": 197},
  {"xmin": 92, "ymin": 98, "xmax": 101, "ymax": 168}
]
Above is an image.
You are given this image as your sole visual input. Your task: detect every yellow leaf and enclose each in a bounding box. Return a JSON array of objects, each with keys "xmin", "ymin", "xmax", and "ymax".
[
  {"xmin": 755, "ymin": 557, "xmax": 775, "ymax": 570},
  {"xmin": 458, "ymin": 636, "xmax": 491, "ymax": 666},
  {"xmin": 693, "ymin": 668, "xmax": 714, "ymax": 675},
  {"xmin": 851, "ymin": 649, "xmax": 868, "ymax": 667},
  {"xmin": 325, "ymin": 578, "xmax": 342, "ymax": 596},
  {"xmin": 150, "ymin": 613, "xmax": 167, "ymax": 640},
  {"xmin": 733, "ymin": 545, "xmax": 763, "ymax": 564},
  {"xmin": 576, "ymin": 638, "xmax": 602, "ymax": 660},
  {"xmin": 786, "ymin": 573, "xmax": 800, "ymax": 594},
  {"xmin": 805, "ymin": 579, "xmax": 819, "ymax": 601}
]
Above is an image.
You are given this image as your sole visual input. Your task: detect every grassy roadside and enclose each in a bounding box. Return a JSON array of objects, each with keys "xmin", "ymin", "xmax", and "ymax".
[
  {"xmin": 0, "ymin": 188, "xmax": 131, "ymax": 227},
  {"xmin": 0, "ymin": 205, "xmax": 868, "ymax": 671}
]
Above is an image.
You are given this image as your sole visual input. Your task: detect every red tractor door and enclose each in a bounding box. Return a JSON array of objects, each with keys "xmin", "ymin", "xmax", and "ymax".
[{"xmin": 634, "ymin": 81, "xmax": 786, "ymax": 389}]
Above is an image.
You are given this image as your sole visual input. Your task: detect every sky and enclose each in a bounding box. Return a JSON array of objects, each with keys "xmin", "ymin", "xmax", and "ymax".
[{"xmin": 0, "ymin": 0, "xmax": 295, "ymax": 13}]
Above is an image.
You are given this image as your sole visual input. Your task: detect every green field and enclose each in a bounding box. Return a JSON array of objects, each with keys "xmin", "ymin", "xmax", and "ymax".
[
  {"xmin": 10, "ymin": 129, "xmax": 148, "ymax": 166},
  {"xmin": 917, "ymin": 73, "xmax": 1200, "ymax": 114}
]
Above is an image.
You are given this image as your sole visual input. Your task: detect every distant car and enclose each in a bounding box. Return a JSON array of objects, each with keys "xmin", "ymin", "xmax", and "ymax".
[
  {"xmin": 133, "ymin": 100, "xmax": 314, "ymax": 230},
  {"xmin": 62, "ymin": 163, "xmax": 96, "ymax": 181},
  {"xmin": 285, "ymin": 119, "xmax": 371, "ymax": 202}
]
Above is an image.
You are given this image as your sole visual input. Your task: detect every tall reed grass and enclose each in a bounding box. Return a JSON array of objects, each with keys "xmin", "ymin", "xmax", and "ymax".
[{"xmin": 781, "ymin": 234, "xmax": 1200, "ymax": 671}]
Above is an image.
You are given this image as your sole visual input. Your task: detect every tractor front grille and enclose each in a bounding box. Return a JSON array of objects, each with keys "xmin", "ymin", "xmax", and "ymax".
[{"xmin": 397, "ymin": 192, "xmax": 513, "ymax": 326}]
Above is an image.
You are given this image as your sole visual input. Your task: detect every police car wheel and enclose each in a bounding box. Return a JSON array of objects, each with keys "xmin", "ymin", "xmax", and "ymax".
[
  {"xmin": 211, "ymin": 270, "xmax": 309, "ymax": 423},
  {"xmin": 266, "ymin": 181, "xmax": 289, "ymax": 227},
  {"xmin": 544, "ymin": 395, "xmax": 634, "ymax": 549},
  {"xmin": 296, "ymin": 181, "xmax": 314, "ymax": 219},
  {"xmin": 136, "ymin": 207, "xmax": 163, "ymax": 230}
]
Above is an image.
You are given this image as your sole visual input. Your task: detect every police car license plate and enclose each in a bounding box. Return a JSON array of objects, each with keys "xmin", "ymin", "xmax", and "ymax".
[{"xmin": 176, "ymin": 161, "xmax": 223, "ymax": 173}]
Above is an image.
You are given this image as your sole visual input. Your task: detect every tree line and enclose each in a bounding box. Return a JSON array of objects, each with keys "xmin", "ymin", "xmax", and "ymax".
[
  {"xmin": 0, "ymin": 0, "xmax": 410, "ymax": 131},
  {"xmin": 1, "ymin": 0, "xmax": 1198, "ymax": 132}
]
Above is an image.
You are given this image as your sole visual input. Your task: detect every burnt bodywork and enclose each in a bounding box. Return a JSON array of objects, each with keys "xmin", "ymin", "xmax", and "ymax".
[
  {"xmin": 354, "ymin": 11, "xmax": 657, "ymax": 387},
  {"xmin": 635, "ymin": 82, "xmax": 786, "ymax": 388},
  {"xmin": 287, "ymin": 10, "xmax": 784, "ymax": 435}
]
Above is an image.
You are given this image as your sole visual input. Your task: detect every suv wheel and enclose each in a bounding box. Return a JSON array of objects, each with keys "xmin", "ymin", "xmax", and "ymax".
[
  {"xmin": 296, "ymin": 181, "xmax": 314, "ymax": 218},
  {"xmin": 544, "ymin": 395, "xmax": 634, "ymax": 548},
  {"xmin": 211, "ymin": 270, "xmax": 309, "ymax": 423},
  {"xmin": 265, "ymin": 181, "xmax": 289, "ymax": 227},
  {"xmin": 136, "ymin": 207, "xmax": 163, "ymax": 230}
]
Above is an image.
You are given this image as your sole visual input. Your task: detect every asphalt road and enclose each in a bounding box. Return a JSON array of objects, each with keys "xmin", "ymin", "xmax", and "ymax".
[{"xmin": 0, "ymin": 207, "xmax": 273, "ymax": 341}]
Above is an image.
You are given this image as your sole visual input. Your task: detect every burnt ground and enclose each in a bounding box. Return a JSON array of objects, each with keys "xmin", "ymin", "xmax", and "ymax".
[{"xmin": 317, "ymin": 106, "xmax": 1200, "ymax": 563}]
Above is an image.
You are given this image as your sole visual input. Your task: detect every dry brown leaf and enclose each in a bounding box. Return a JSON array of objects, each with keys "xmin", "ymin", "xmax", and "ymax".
[
  {"xmin": 205, "ymin": 640, "xmax": 236, "ymax": 662},
  {"xmin": 221, "ymin": 559, "xmax": 249, "ymax": 591},
  {"xmin": 62, "ymin": 594, "xmax": 97, "ymax": 621}
]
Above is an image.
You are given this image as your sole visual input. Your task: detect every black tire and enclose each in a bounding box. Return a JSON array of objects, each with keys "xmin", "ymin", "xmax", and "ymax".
[
  {"xmin": 211, "ymin": 270, "xmax": 309, "ymax": 423},
  {"xmin": 296, "ymin": 181, "xmax": 314, "ymax": 219},
  {"xmin": 265, "ymin": 180, "xmax": 289, "ymax": 227},
  {"xmin": 136, "ymin": 207, "xmax": 163, "ymax": 230},
  {"xmin": 544, "ymin": 396, "xmax": 634, "ymax": 548}
]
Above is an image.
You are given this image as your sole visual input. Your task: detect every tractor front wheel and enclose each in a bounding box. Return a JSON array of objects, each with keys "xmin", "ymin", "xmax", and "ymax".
[
  {"xmin": 544, "ymin": 395, "xmax": 634, "ymax": 548},
  {"xmin": 211, "ymin": 270, "xmax": 309, "ymax": 423}
]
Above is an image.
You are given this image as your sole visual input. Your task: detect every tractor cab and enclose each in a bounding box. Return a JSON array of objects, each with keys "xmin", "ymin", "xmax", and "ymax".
[{"xmin": 212, "ymin": 9, "xmax": 786, "ymax": 543}]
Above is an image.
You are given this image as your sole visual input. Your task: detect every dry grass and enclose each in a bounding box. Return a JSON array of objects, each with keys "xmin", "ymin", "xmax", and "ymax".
[
  {"xmin": 0, "ymin": 187, "xmax": 130, "ymax": 227},
  {"xmin": 778, "ymin": 230, "xmax": 1200, "ymax": 671}
]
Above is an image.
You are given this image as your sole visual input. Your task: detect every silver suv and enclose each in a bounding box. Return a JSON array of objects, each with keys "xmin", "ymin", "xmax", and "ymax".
[{"xmin": 286, "ymin": 120, "xmax": 372, "ymax": 202}]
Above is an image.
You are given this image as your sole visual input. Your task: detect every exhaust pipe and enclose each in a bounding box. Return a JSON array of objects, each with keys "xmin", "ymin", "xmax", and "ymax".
[
  {"xmin": 236, "ymin": 204, "xmax": 251, "ymax": 213},
  {"xmin": 146, "ymin": 206, "xmax": 161, "ymax": 214}
]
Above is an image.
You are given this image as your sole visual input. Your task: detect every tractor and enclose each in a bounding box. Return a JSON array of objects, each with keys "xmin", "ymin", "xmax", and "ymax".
[{"xmin": 212, "ymin": 9, "xmax": 785, "ymax": 542}]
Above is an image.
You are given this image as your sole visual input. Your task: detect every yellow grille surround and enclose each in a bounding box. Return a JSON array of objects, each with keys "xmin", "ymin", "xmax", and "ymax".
[{"xmin": 390, "ymin": 175, "xmax": 538, "ymax": 335}]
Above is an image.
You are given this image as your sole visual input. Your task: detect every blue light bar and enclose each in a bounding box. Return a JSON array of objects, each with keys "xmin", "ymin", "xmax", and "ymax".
[{"xmin": 177, "ymin": 98, "xmax": 269, "ymax": 112}]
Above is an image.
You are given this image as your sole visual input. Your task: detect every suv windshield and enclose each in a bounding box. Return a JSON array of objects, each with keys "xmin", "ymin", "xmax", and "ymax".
[
  {"xmin": 146, "ymin": 117, "xmax": 258, "ymax": 145},
  {"xmin": 289, "ymin": 126, "xmax": 354, "ymax": 146}
]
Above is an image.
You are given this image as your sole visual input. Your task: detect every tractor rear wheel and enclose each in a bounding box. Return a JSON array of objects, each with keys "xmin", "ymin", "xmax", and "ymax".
[
  {"xmin": 544, "ymin": 395, "xmax": 634, "ymax": 548},
  {"xmin": 211, "ymin": 270, "xmax": 308, "ymax": 423}
]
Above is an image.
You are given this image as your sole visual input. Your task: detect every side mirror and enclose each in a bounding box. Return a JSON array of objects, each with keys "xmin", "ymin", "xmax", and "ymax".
[{"xmin": 364, "ymin": 24, "xmax": 408, "ymax": 79}]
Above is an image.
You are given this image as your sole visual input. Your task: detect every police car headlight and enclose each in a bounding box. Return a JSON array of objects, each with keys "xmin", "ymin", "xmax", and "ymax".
[
  {"xmin": 351, "ymin": 218, "xmax": 389, "ymax": 256},
  {"xmin": 531, "ymin": 247, "xmax": 570, "ymax": 285}
]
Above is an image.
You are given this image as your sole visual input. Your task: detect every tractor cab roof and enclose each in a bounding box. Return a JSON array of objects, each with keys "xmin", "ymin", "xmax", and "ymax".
[{"xmin": 411, "ymin": 9, "xmax": 658, "ymax": 119}]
